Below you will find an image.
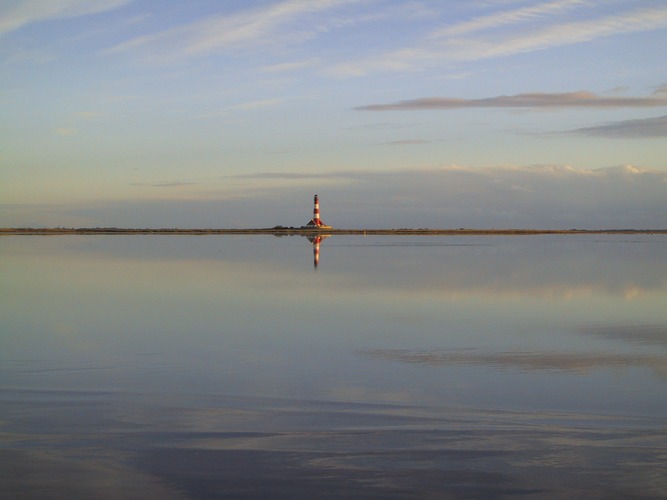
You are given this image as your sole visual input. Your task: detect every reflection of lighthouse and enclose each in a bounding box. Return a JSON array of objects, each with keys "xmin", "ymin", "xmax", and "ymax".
[
  {"xmin": 303, "ymin": 194, "xmax": 332, "ymax": 229},
  {"xmin": 312, "ymin": 235, "xmax": 322, "ymax": 269},
  {"xmin": 307, "ymin": 234, "xmax": 331, "ymax": 270}
]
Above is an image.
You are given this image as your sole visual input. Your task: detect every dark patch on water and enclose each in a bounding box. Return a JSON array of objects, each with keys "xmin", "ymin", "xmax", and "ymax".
[{"xmin": 133, "ymin": 447, "xmax": 532, "ymax": 499}]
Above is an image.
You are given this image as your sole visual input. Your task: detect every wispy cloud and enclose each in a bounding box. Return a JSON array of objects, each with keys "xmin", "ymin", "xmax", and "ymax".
[
  {"xmin": 230, "ymin": 172, "xmax": 339, "ymax": 180},
  {"xmin": 356, "ymin": 91, "xmax": 667, "ymax": 111},
  {"xmin": 0, "ymin": 0, "xmax": 131, "ymax": 35},
  {"xmin": 330, "ymin": 3, "xmax": 667, "ymax": 76},
  {"xmin": 129, "ymin": 181, "xmax": 198, "ymax": 188},
  {"xmin": 429, "ymin": 0, "xmax": 590, "ymax": 38},
  {"xmin": 106, "ymin": 0, "xmax": 360, "ymax": 61},
  {"xmin": 260, "ymin": 58, "xmax": 319, "ymax": 73},
  {"xmin": 228, "ymin": 98, "xmax": 284, "ymax": 111},
  {"xmin": 383, "ymin": 139, "xmax": 429, "ymax": 146},
  {"xmin": 568, "ymin": 114, "xmax": 667, "ymax": 138},
  {"xmin": 463, "ymin": 5, "xmax": 667, "ymax": 61},
  {"xmin": 94, "ymin": 1, "xmax": 667, "ymax": 77}
]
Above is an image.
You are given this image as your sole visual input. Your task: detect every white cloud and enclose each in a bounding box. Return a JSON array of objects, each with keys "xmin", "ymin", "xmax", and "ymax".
[
  {"xmin": 329, "ymin": 3, "xmax": 667, "ymax": 76},
  {"xmin": 429, "ymin": 0, "xmax": 590, "ymax": 38},
  {"xmin": 107, "ymin": 0, "xmax": 361, "ymax": 61},
  {"xmin": 260, "ymin": 58, "xmax": 319, "ymax": 73},
  {"xmin": 460, "ymin": 5, "xmax": 667, "ymax": 61},
  {"xmin": 0, "ymin": 0, "xmax": 131, "ymax": 35}
]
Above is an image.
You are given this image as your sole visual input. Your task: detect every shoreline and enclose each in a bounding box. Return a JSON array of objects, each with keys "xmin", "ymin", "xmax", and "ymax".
[{"xmin": 1, "ymin": 227, "xmax": 667, "ymax": 236}]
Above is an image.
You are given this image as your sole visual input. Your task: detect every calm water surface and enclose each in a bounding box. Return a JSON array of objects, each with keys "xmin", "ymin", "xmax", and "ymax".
[{"xmin": 2, "ymin": 234, "xmax": 667, "ymax": 498}]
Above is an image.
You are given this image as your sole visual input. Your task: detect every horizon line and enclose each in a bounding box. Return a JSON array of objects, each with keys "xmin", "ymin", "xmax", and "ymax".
[{"xmin": 2, "ymin": 227, "xmax": 667, "ymax": 236}]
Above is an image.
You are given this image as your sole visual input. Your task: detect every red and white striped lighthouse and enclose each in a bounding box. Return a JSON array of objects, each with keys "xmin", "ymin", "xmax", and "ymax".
[
  {"xmin": 304, "ymin": 194, "xmax": 331, "ymax": 228},
  {"xmin": 312, "ymin": 194, "xmax": 323, "ymax": 226}
]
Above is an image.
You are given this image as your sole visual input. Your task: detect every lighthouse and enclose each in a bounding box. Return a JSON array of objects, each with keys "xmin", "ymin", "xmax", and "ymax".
[
  {"xmin": 312, "ymin": 194, "xmax": 323, "ymax": 226},
  {"xmin": 303, "ymin": 194, "xmax": 332, "ymax": 229}
]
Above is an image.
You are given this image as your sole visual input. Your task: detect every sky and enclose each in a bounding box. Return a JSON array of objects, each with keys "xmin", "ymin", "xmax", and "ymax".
[{"xmin": 1, "ymin": 0, "xmax": 666, "ymax": 229}]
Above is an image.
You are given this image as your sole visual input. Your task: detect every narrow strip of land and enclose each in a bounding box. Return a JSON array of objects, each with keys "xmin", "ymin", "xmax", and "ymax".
[{"xmin": 2, "ymin": 228, "xmax": 666, "ymax": 236}]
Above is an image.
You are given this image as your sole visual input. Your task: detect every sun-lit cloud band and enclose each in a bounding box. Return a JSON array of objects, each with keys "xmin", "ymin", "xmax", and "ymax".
[{"xmin": 356, "ymin": 90, "xmax": 667, "ymax": 111}]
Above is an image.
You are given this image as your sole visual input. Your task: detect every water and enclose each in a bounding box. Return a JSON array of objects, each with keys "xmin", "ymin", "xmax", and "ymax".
[{"xmin": 2, "ymin": 234, "xmax": 667, "ymax": 498}]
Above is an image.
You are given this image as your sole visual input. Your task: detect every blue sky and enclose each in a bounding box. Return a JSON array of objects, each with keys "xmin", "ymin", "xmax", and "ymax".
[{"xmin": 2, "ymin": 0, "xmax": 666, "ymax": 228}]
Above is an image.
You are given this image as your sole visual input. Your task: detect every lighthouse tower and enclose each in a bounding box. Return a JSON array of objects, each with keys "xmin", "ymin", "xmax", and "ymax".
[
  {"xmin": 304, "ymin": 194, "xmax": 332, "ymax": 229},
  {"xmin": 312, "ymin": 194, "xmax": 323, "ymax": 226}
]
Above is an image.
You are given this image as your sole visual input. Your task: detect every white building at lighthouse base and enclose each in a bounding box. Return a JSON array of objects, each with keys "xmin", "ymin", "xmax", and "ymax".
[{"xmin": 302, "ymin": 220, "xmax": 332, "ymax": 229}]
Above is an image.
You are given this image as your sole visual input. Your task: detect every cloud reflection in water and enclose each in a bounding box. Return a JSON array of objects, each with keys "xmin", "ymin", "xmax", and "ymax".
[{"xmin": 360, "ymin": 348, "xmax": 667, "ymax": 376}]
